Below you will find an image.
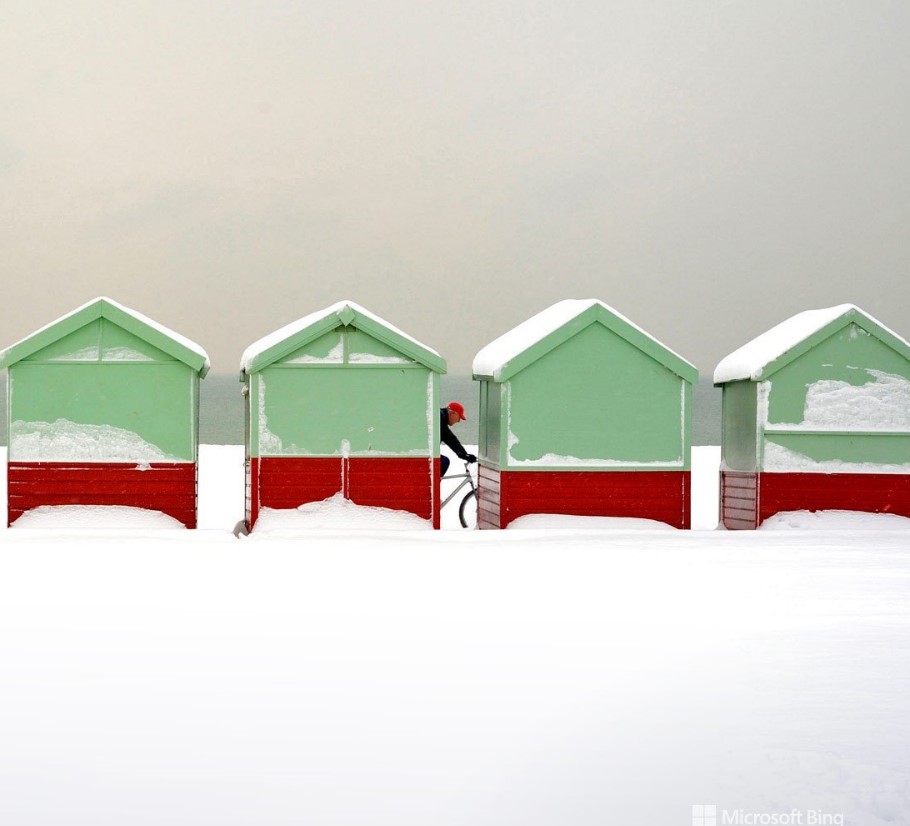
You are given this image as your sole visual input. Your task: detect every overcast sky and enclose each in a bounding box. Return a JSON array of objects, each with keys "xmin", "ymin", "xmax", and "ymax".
[{"xmin": 2, "ymin": 0, "xmax": 908, "ymax": 376}]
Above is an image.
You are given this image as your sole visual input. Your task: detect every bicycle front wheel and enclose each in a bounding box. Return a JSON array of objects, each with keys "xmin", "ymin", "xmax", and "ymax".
[{"xmin": 459, "ymin": 489, "xmax": 477, "ymax": 529}]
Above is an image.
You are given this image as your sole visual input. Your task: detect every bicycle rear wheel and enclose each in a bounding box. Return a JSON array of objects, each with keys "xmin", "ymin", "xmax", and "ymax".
[{"xmin": 459, "ymin": 489, "xmax": 477, "ymax": 529}]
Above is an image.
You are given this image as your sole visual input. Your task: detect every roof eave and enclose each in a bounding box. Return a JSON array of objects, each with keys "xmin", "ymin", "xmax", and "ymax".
[
  {"xmin": 492, "ymin": 304, "xmax": 698, "ymax": 384},
  {"xmin": 0, "ymin": 299, "xmax": 209, "ymax": 375},
  {"xmin": 244, "ymin": 305, "xmax": 447, "ymax": 375}
]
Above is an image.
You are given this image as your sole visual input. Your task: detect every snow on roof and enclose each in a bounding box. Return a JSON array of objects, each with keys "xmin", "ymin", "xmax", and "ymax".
[
  {"xmin": 713, "ymin": 304, "xmax": 910, "ymax": 383},
  {"xmin": 0, "ymin": 296, "xmax": 210, "ymax": 372},
  {"xmin": 472, "ymin": 299, "xmax": 694, "ymax": 380},
  {"xmin": 240, "ymin": 300, "xmax": 440, "ymax": 372},
  {"xmin": 106, "ymin": 297, "xmax": 210, "ymax": 370}
]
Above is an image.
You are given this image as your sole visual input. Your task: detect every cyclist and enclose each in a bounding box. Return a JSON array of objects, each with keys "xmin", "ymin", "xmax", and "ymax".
[{"xmin": 440, "ymin": 401, "xmax": 476, "ymax": 476}]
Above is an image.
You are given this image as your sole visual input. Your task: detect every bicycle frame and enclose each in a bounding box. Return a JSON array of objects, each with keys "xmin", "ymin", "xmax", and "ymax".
[{"xmin": 440, "ymin": 462, "xmax": 476, "ymax": 510}]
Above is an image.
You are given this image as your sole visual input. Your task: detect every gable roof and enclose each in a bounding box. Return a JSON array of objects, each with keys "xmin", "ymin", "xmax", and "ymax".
[
  {"xmin": 472, "ymin": 299, "xmax": 698, "ymax": 383},
  {"xmin": 713, "ymin": 304, "xmax": 910, "ymax": 384},
  {"xmin": 241, "ymin": 300, "xmax": 447, "ymax": 375},
  {"xmin": 0, "ymin": 297, "xmax": 210, "ymax": 376}
]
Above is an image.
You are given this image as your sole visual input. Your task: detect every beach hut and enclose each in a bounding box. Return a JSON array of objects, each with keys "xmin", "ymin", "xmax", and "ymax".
[
  {"xmin": 472, "ymin": 299, "xmax": 698, "ymax": 529},
  {"xmin": 714, "ymin": 304, "xmax": 910, "ymax": 529},
  {"xmin": 240, "ymin": 300, "xmax": 446, "ymax": 530},
  {"xmin": 0, "ymin": 297, "xmax": 210, "ymax": 527}
]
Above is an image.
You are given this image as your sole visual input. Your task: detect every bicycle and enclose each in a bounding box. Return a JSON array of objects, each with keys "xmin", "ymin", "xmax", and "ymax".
[{"xmin": 441, "ymin": 460, "xmax": 477, "ymax": 528}]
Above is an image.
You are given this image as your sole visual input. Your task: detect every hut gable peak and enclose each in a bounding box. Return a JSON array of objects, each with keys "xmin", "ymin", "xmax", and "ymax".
[
  {"xmin": 473, "ymin": 299, "xmax": 697, "ymax": 383},
  {"xmin": 240, "ymin": 300, "xmax": 446, "ymax": 375},
  {"xmin": 0, "ymin": 296, "xmax": 210, "ymax": 375},
  {"xmin": 713, "ymin": 304, "xmax": 910, "ymax": 384}
]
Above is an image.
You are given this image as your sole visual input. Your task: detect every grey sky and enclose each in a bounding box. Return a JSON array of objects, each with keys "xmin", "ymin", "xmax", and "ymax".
[{"xmin": 2, "ymin": 0, "xmax": 909, "ymax": 376}]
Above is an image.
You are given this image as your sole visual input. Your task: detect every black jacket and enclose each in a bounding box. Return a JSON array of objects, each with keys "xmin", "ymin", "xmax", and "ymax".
[{"xmin": 440, "ymin": 407, "xmax": 469, "ymax": 460}]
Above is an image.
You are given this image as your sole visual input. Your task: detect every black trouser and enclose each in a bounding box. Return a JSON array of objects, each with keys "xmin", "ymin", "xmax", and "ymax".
[{"xmin": 440, "ymin": 455, "xmax": 450, "ymax": 476}]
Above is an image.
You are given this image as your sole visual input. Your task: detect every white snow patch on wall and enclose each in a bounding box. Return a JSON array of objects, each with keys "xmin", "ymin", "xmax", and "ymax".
[
  {"xmin": 101, "ymin": 347, "xmax": 157, "ymax": 361},
  {"xmin": 797, "ymin": 370, "xmax": 910, "ymax": 430},
  {"xmin": 35, "ymin": 345, "xmax": 157, "ymax": 362},
  {"xmin": 762, "ymin": 442, "xmax": 910, "ymax": 474},
  {"xmin": 348, "ymin": 353, "xmax": 411, "ymax": 364},
  {"xmin": 257, "ymin": 377, "xmax": 284, "ymax": 454},
  {"xmin": 757, "ymin": 380, "xmax": 772, "ymax": 428},
  {"xmin": 51, "ymin": 346, "xmax": 100, "ymax": 361},
  {"xmin": 285, "ymin": 340, "xmax": 344, "ymax": 364},
  {"xmin": 508, "ymin": 454, "xmax": 684, "ymax": 468},
  {"xmin": 9, "ymin": 419, "xmax": 180, "ymax": 462}
]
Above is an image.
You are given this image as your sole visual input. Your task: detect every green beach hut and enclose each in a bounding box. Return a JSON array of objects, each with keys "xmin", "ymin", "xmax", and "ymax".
[
  {"xmin": 472, "ymin": 299, "xmax": 698, "ymax": 529},
  {"xmin": 0, "ymin": 297, "xmax": 210, "ymax": 527},
  {"xmin": 240, "ymin": 300, "xmax": 447, "ymax": 529},
  {"xmin": 714, "ymin": 303, "xmax": 910, "ymax": 528}
]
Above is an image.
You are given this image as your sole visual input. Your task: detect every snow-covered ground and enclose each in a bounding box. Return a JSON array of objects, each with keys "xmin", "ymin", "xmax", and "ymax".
[{"xmin": 1, "ymin": 446, "xmax": 908, "ymax": 825}]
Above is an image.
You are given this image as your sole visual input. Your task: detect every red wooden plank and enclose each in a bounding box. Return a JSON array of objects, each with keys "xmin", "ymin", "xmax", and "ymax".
[
  {"xmin": 759, "ymin": 472, "xmax": 910, "ymax": 524},
  {"xmin": 348, "ymin": 457, "xmax": 437, "ymax": 527},
  {"xmin": 7, "ymin": 462, "xmax": 197, "ymax": 528},
  {"xmin": 8, "ymin": 466, "xmax": 195, "ymax": 485},
  {"xmin": 10, "ymin": 479, "xmax": 196, "ymax": 496},
  {"xmin": 250, "ymin": 456, "xmax": 440, "ymax": 529},
  {"xmin": 496, "ymin": 470, "xmax": 690, "ymax": 529}
]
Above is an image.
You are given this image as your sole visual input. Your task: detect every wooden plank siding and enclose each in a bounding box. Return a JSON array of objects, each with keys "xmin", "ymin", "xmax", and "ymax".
[
  {"xmin": 8, "ymin": 462, "xmax": 197, "ymax": 527},
  {"xmin": 477, "ymin": 464, "xmax": 690, "ymax": 529},
  {"xmin": 721, "ymin": 470, "xmax": 910, "ymax": 528},
  {"xmin": 759, "ymin": 472, "xmax": 910, "ymax": 525},
  {"xmin": 720, "ymin": 471, "xmax": 759, "ymax": 530},
  {"xmin": 477, "ymin": 464, "xmax": 502, "ymax": 530},
  {"xmin": 247, "ymin": 457, "xmax": 440, "ymax": 530}
]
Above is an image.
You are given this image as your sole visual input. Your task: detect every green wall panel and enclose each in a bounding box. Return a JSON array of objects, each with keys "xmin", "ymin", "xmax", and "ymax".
[
  {"xmin": 768, "ymin": 324, "xmax": 910, "ymax": 425},
  {"xmin": 24, "ymin": 320, "xmax": 175, "ymax": 364},
  {"xmin": 503, "ymin": 324, "xmax": 686, "ymax": 467},
  {"xmin": 10, "ymin": 362, "xmax": 195, "ymax": 460},
  {"xmin": 346, "ymin": 329, "xmax": 414, "ymax": 362},
  {"xmin": 764, "ymin": 432, "xmax": 910, "ymax": 467},
  {"xmin": 99, "ymin": 320, "xmax": 173, "ymax": 361},
  {"xmin": 255, "ymin": 366, "xmax": 436, "ymax": 456},
  {"xmin": 280, "ymin": 331, "xmax": 344, "ymax": 363},
  {"xmin": 25, "ymin": 320, "xmax": 103, "ymax": 361},
  {"xmin": 277, "ymin": 328, "xmax": 418, "ymax": 366}
]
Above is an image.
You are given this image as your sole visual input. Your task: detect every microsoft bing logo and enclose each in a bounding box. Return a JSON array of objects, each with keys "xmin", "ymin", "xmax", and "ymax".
[
  {"xmin": 693, "ymin": 805, "xmax": 717, "ymax": 826},
  {"xmin": 691, "ymin": 804, "xmax": 845, "ymax": 824}
]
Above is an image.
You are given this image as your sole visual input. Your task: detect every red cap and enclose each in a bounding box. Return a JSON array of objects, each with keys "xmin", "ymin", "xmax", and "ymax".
[{"xmin": 448, "ymin": 401, "xmax": 467, "ymax": 421}]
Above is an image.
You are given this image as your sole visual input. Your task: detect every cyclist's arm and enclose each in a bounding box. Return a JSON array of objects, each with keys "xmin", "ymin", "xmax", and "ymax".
[{"xmin": 441, "ymin": 421, "xmax": 469, "ymax": 460}]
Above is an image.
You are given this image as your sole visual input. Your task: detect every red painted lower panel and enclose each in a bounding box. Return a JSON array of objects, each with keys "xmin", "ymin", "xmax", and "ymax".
[
  {"xmin": 248, "ymin": 457, "xmax": 440, "ymax": 530},
  {"xmin": 720, "ymin": 471, "xmax": 910, "ymax": 529},
  {"xmin": 479, "ymin": 466, "xmax": 690, "ymax": 529},
  {"xmin": 760, "ymin": 472, "xmax": 910, "ymax": 526},
  {"xmin": 8, "ymin": 462, "xmax": 197, "ymax": 528}
]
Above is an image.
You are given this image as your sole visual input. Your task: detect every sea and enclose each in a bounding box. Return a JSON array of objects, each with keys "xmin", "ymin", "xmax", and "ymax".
[{"xmin": 0, "ymin": 374, "xmax": 722, "ymax": 446}]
